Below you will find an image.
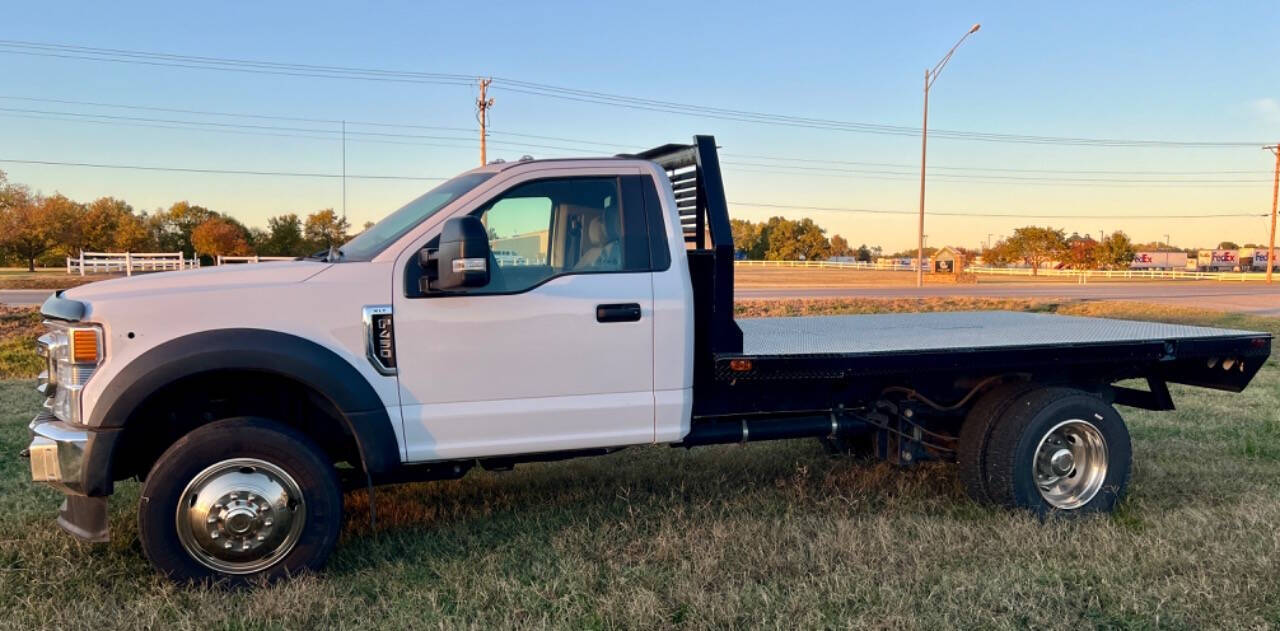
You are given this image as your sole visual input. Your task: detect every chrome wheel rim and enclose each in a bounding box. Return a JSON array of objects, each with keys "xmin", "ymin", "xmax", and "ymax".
[
  {"xmin": 1032, "ymin": 419, "xmax": 1108, "ymax": 510},
  {"xmin": 176, "ymin": 458, "xmax": 306, "ymax": 575}
]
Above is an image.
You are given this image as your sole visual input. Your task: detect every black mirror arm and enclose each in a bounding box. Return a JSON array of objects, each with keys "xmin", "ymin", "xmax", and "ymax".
[{"xmin": 417, "ymin": 247, "xmax": 440, "ymax": 293}]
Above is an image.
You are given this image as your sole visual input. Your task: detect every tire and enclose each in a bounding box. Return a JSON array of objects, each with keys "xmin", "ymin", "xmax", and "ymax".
[
  {"xmin": 984, "ymin": 388, "xmax": 1132, "ymax": 515},
  {"xmin": 957, "ymin": 381, "xmax": 1040, "ymax": 505},
  {"xmin": 138, "ymin": 417, "xmax": 343, "ymax": 583}
]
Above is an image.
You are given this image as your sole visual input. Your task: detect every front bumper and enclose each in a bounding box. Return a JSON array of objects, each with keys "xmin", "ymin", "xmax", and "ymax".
[{"xmin": 27, "ymin": 412, "xmax": 119, "ymax": 542}]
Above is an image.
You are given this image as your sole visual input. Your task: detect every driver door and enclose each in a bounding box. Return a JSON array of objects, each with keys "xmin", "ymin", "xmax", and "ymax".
[{"xmin": 392, "ymin": 168, "xmax": 656, "ymax": 461}]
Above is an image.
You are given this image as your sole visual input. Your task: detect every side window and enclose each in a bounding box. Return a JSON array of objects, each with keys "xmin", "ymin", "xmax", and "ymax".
[{"xmin": 467, "ymin": 177, "xmax": 648, "ymax": 294}]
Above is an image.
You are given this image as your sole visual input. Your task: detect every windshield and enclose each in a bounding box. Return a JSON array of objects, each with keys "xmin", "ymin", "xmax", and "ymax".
[{"xmin": 338, "ymin": 172, "xmax": 495, "ymax": 261}]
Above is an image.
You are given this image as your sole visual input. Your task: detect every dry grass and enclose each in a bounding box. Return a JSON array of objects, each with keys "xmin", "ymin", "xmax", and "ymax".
[
  {"xmin": 732, "ymin": 266, "xmax": 1226, "ymax": 287},
  {"xmin": 735, "ymin": 297, "xmax": 1058, "ymax": 318},
  {"xmin": 0, "ymin": 303, "xmax": 1277, "ymax": 628},
  {"xmin": 735, "ymin": 267, "xmax": 971, "ymax": 287},
  {"xmin": 0, "ymin": 270, "xmax": 103, "ymax": 290},
  {"xmin": 0, "ymin": 307, "xmax": 44, "ymax": 379}
]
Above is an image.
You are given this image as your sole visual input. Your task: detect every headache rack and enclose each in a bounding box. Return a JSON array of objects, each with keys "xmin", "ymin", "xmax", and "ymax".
[{"xmin": 623, "ymin": 135, "xmax": 743, "ymax": 360}]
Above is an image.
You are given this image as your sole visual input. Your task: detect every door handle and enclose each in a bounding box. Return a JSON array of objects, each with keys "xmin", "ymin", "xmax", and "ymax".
[{"xmin": 596, "ymin": 303, "xmax": 642, "ymax": 323}]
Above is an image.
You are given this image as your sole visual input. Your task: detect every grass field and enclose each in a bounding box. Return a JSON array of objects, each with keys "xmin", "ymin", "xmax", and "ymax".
[
  {"xmin": 0, "ymin": 269, "xmax": 103, "ymax": 290},
  {"xmin": 0, "ymin": 302, "xmax": 1277, "ymax": 628},
  {"xmin": 731, "ymin": 266, "xmax": 1233, "ymax": 287}
]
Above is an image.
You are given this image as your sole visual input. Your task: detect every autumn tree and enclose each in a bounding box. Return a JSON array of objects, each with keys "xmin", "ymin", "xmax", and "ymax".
[
  {"xmin": 151, "ymin": 201, "xmax": 219, "ymax": 255},
  {"xmin": 829, "ymin": 234, "xmax": 853, "ymax": 258},
  {"xmin": 78, "ymin": 197, "xmax": 142, "ymax": 252},
  {"xmin": 730, "ymin": 218, "xmax": 765, "ymax": 258},
  {"xmin": 760, "ymin": 216, "xmax": 831, "ymax": 261},
  {"xmin": 1062, "ymin": 233, "xmax": 1098, "ymax": 269},
  {"xmin": 0, "ymin": 191, "xmax": 77, "ymax": 271},
  {"xmin": 1095, "ymin": 231, "xmax": 1136, "ymax": 270},
  {"xmin": 191, "ymin": 218, "xmax": 252, "ymax": 256},
  {"xmin": 304, "ymin": 209, "xmax": 350, "ymax": 251},
  {"xmin": 996, "ymin": 226, "xmax": 1067, "ymax": 275},
  {"xmin": 113, "ymin": 210, "xmax": 153, "ymax": 252}
]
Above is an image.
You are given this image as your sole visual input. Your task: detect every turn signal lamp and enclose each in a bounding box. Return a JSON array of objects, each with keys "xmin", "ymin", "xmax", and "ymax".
[{"xmin": 70, "ymin": 328, "xmax": 101, "ymax": 363}]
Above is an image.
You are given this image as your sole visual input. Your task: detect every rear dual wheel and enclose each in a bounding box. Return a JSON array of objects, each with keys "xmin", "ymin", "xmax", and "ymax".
[{"xmin": 959, "ymin": 387, "xmax": 1132, "ymax": 515}]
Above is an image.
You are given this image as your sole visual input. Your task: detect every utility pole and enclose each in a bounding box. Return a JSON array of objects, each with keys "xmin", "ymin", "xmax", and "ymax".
[
  {"xmin": 1266, "ymin": 144, "xmax": 1279, "ymax": 284},
  {"xmin": 917, "ymin": 23, "xmax": 981, "ymax": 288},
  {"xmin": 476, "ymin": 78, "xmax": 494, "ymax": 166},
  {"xmin": 341, "ymin": 119, "xmax": 347, "ymax": 222}
]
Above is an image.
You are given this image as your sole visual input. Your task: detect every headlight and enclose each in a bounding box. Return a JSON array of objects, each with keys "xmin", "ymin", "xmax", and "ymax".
[{"xmin": 36, "ymin": 322, "xmax": 102, "ymax": 425}]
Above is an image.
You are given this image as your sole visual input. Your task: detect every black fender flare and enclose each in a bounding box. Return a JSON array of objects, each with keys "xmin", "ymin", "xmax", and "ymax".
[{"xmin": 90, "ymin": 328, "xmax": 401, "ymax": 476}]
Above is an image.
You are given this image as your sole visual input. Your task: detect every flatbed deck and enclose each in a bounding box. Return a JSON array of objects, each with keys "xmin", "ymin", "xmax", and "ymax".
[
  {"xmin": 710, "ymin": 311, "xmax": 1270, "ymax": 393},
  {"xmin": 736, "ymin": 311, "xmax": 1261, "ymax": 357}
]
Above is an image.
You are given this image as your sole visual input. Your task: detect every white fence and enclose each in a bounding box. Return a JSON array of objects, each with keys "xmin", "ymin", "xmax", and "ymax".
[
  {"xmin": 736, "ymin": 259, "xmax": 922, "ymax": 271},
  {"xmin": 733, "ymin": 259, "xmax": 1274, "ymax": 282},
  {"xmin": 66, "ymin": 251, "xmax": 200, "ymax": 276},
  {"xmin": 215, "ymin": 255, "xmax": 296, "ymax": 265},
  {"xmin": 966, "ymin": 266, "xmax": 1270, "ymax": 282}
]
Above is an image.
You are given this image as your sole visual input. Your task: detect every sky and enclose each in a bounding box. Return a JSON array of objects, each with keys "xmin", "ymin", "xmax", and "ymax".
[{"xmin": 1, "ymin": 1, "xmax": 1278, "ymax": 252}]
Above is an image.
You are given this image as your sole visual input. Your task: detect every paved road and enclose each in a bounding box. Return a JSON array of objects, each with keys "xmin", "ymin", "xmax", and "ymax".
[
  {"xmin": 0, "ymin": 290, "xmax": 54, "ymax": 306},
  {"xmin": 737, "ymin": 282, "xmax": 1280, "ymax": 317},
  {"xmin": 6, "ymin": 283, "xmax": 1280, "ymax": 316}
]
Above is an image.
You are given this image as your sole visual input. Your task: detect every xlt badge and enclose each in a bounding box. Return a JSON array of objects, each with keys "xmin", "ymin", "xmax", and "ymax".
[{"xmin": 362, "ymin": 305, "xmax": 396, "ymax": 375}]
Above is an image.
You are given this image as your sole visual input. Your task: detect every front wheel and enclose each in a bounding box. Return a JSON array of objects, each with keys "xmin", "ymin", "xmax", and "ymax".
[
  {"xmin": 139, "ymin": 417, "xmax": 343, "ymax": 583},
  {"xmin": 982, "ymin": 388, "xmax": 1132, "ymax": 515}
]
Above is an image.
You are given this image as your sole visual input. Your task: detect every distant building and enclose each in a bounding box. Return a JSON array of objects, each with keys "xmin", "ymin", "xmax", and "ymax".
[{"xmin": 933, "ymin": 246, "xmax": 963, "ymax": 273}]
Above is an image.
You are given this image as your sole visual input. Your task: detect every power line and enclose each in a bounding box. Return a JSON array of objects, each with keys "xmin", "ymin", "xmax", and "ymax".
[
  {"xmin": 0, "ymin": 94, "xmax": 638, "ymax": 149},
  {"xmin": 0, "ymin": 39, "xmax": 1268, "ymax": 148},
  {"xmin": 722, "ymin": 160, "xmax": 1276, "ymax": 184},
  {"xmin": 0, "ymin": 107, "xmax": 609, "ymax": 155},
  {"xmin": 720, "ymin": 151, "xmax": 1270, "ymax": 176},
  {"xmin": 729, "ymin": 201, "xmax": 1267, "ymax": 219},
  {"xmin": 3, "ymin": 102, "xmax": 1270, "ymax": 186},
  {"xmin": 0, "ymin": 158, "xmax": 446, "ymax": 180},
  {"xmin": 0, "ymin": 156, "xmax": 1264, "ymax": 219},
  {"xmin": 5, "ymin": 94, "xmax": 1271, "ymax": 178},
  {"xmin": 722, "ymin": 166, "xmax": 1267, "ymax": 189}
]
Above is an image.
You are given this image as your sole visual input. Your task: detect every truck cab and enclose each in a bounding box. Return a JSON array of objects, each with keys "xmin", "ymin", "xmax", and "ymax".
[{"xmin": 26, "ymin": 136, "xmax": 1271, "ymax": 583}]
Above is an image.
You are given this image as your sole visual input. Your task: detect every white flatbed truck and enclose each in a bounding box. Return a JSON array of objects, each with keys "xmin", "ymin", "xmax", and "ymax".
[{"xmin": 25, "ymin": 136, "xmax": 1271, "ymax": 582}]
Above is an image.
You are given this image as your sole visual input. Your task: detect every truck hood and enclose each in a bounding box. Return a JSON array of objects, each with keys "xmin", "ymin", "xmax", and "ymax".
[{"xmin": 63, "ymin": 261, "xmax": 332, "ymax": 303}]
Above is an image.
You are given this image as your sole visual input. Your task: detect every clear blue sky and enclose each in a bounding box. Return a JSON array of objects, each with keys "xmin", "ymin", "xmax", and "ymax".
[{"xmin": 1, "ymin": 1, "xmax": 1278, "ymax": 252}]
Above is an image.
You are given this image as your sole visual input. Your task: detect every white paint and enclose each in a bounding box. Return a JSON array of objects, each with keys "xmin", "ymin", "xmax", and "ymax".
[{"xmin": 67, "ymin": 158, "xmax": 695, "ymax": 467}]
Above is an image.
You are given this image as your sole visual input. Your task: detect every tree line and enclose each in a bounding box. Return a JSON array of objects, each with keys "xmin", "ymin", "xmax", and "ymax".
[
  {"xmin": 983, "ymin": 227, "xmax": 1135, "ymax": 275},
  {"xmin": 730, "ymin": 217, "xmax": 880, "ymax": 262},
  {"xmin": 0, "ymin": 170, "xmax": 362, "ymax": 270}
]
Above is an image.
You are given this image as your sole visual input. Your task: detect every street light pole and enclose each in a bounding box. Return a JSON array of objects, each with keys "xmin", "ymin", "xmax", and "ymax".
[{"xmin": 917, "ymin": 23, "xmax": 981, "ymax": 288}]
